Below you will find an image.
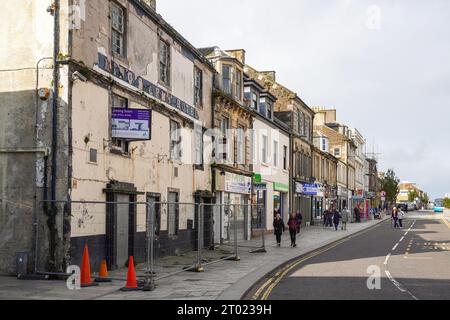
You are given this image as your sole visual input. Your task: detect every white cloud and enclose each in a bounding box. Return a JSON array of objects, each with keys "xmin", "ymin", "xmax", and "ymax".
[{"xmin": 158, "ymin": 0, "xmax": 450, "ymax": 199}]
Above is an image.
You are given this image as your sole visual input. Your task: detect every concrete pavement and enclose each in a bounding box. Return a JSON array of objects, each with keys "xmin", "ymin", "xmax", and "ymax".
[{"xmin": 0, "ymin": 215, "xmax": 389, "ymax": 300}]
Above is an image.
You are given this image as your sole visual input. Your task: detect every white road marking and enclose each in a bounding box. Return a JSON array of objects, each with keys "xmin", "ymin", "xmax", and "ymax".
[
  {"xmin": 384, "ymin": 253, "xmax": 391, "ymax": 265},
  {"xmin": 385, "ymin": 270, "xmax": 419, "ymax": 300},
  {"xmin": 383, "ymin": 219, "xmax": 419, "ymax": 300}
]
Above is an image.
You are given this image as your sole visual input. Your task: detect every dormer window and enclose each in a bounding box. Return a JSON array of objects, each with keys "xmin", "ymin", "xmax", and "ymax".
[
  {"xmin": 251, "ymin": 91, "xmax": 258, "ymax": 110},
  {"xmin": 235, "ymin": 70, "xmax": 242, "ymax": 100},
  {"xmin": 334, "ymin": 147, "xmax": 341, "ymax": 157},
  {"xmin": 266, "ymin": 100, "xmax": 273, "ymax": 119},
  {"xmin": 222, "ymin": 64, "xmax": 232, "ymax": 95},
  {"xmin": 321, "ymin": 137, "xmax": 329, "ymax": 153}
]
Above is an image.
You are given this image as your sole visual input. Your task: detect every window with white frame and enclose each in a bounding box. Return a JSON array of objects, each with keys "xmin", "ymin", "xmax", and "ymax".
[
  {"xmin": 334, "ymin": 147, "xmax": 341, "ymax": 157},
  {"xmin": 159, "ymin": 39, "xmax": 171, "ymax": 86},
  {"xmin": 273, "ymin": 141, "xmax": 278, "ymax": 167},
  {"xmin": 218, "ymin": 117, "xmax": 229, "ymax": 162},
  {"xmin": 251, "ymin": 91, "xmax": 258, "ymax": 110},
  {"xmin": 237, "ymin": 125, "xmax": 245, "ymax": 165},
  {"xmin": 321, "ymin": 137, "xmax": 328, "ymax": 153},
  {"xmin": 195, "ymin": 127, "xmax": 203, "ymax": 166},
  {"xmin": 111, "ymin": 3, "xmax": 125, "ymax": 56},
  {"xmin": 267, "ymin": 100, "xmax": 273, "ymax": 119},
  {"xmin": 222, "ymin": 65, "xmax": 232, "ymax": 95},
  {"xmin": 235, "ymin": 70, "xmax": 242, "ymax": 100},
  {"xmin": 194, "ymin": 67, "xmax": 203, "ymax": 107},
  {"xmin": 262, "ymin": 135, "xmax": 268, "ymax": 163},
  {"xmin": 111, "ymin": 94, "xmax": 129, "ymax": 154},
  {"xmin": 170, "ymin": 120, "xmax": 181, "ymax": 161},
  {"xmin": 305, "ymin": 117, "xmax": 310, "ymax": 140}
]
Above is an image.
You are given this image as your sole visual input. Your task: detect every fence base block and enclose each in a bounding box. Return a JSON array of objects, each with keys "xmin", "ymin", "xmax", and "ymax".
[
  {"xmin": 17, "ymin": 274, "xmax": 50, "ymax": 280},
  {"xmin": 81, "ymin": 282, "xmax": 99, "ymax": 288},
  {"xmin": 143, "ymin": 279, "xmax": 155, "ymax": 291},
  {"xmin": 250, "ymin": 247, "xmax": 267, "ymax": 254},
  {"xmin": 225, "ymin": 256, "xmax": 241, "ymax": 262},
  {"xmin": 95, "ymin": 277, "xmax": 112, "ymax": 283}
]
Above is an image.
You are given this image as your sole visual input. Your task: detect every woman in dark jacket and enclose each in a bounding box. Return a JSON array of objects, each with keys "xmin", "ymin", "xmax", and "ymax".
[
  {"xmin": 288, "ymin": 212, "xmax": 299, "ymax": 247},
  {"xmin": 273, "ymin": 213, "xmax": 285, "ymax": 247},
  {"xmin": 333, "ymin": 209, "xmax": 341, "ymax": 231}
]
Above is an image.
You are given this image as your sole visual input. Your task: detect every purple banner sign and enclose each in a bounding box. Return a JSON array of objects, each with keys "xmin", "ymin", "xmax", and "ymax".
[{"xmin": 111, "ymin": 108, "xmax": 151, "ymax": 140}]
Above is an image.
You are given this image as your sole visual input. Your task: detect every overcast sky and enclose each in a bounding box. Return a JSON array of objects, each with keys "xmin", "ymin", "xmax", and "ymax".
[{"xmin": 158, "ymin": 0, "xmax": 450, "ymax": 199}]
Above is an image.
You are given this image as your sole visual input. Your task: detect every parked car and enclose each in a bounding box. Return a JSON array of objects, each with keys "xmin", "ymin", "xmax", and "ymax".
[
  {"xmin": 396, "ymin": 203, "xmax": 408, "ymax": 212},
  {"xmin": 407, "ymin": 203, "xmax": 416, "ymax": 211}
]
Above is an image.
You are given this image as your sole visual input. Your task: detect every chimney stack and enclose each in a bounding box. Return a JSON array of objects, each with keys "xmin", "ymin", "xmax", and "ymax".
[
  {"xmin": 142, "ymin": 0, "xmax": 156, "ymax": 11},
  {"xmin": 260, "ymin": 71, "xmax": 276, "ymax": 82},
  {"xmin": 225, "ymin": 49, "xmax": 246, "ymax": 65}
]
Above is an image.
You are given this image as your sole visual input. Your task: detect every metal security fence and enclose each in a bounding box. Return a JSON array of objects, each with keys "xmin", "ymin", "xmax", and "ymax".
[
  {"xmin": 33, "ymin": 200, "xmax": 266, "ymax": 291},
  {"xmin": 34, "ymin": 200, "xmax": 150, "ymax": 280},
  {"xmin": 144, "ymin": 203, "xmax": 266, "ymax": 288}
]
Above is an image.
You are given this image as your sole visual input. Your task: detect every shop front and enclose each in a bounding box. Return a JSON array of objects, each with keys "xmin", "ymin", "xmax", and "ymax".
[
  {"xmin": 273, "ymin": 182, "xmax": 289, "ymax": 222},
  {"xmin": 294, "ymin": 182, "xmax": 315, "ymax": 225},
  {"xmin": 312, "ymin": 184, "xmax": 325, "ymax": 220},
  {"xmin": 325, "ymin": 185, "xmax": 338, "ymax": 212},
  {"xmin": 351, "ymin": 189, "xmax": 370, "ymax": 221},
  {"xmin": 337, "ymin": 186, "xmax": 348, "ymax": 212},
  {"xmin": 215, "ymin": 171, "xmax": 252, "ymax": 243}
]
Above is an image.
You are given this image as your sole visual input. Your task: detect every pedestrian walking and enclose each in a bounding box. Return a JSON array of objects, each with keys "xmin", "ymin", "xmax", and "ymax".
[
  {"xmin": 354, "ymin": 207, "xmax": 361, "ymax": 223},
  {"xmin": 326, "ymin": 210, "xmax": 333, "ymax": 227},
  {"xmin": 323, "ymin": 209, "xmax": 329, "ymax": 226},
  {"xmin": 392, "ymin": 207, "xmax": 399, "ymax": 229},
  {"xmin": 273, "ymin": 213, "xmax": 285, "ymax": 247},
  {"xmin": 296, "ymin": 212, "xmax": 303, "ymax": 235},
  {"xmin": 333, "ymin": 208, "xmax": 341, "ymax": 231},
  {"xmin": 288, "ymin": 212, "xmax": 299, "ymax": 247},
  {"xmin": 398, "ymin": 209, "xmax": 405, "ymax": 228},
  {"xmin": 341, "ymin": 207, "xmax": 350, "ymax": 231}
]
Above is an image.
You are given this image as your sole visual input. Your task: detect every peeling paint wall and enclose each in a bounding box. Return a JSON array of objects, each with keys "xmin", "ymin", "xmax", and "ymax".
[{"xmin": 69, "ymin": 0, "xmax": 214, "ymax": 241}]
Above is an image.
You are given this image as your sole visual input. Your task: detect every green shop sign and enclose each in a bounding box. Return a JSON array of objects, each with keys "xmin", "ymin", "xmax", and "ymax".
[
  {"xmin": 274, "ymin": 182, "xmax": 289, "ymax": 193},
  {"xmin": 253, "ymin": 173, "xmax": 262, "ymax": 184}
]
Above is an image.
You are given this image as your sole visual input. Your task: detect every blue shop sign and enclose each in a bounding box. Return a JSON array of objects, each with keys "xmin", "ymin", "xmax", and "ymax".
[{"xmin": 302, "ymin": 184, "xmax": 318, "ymax": 196}]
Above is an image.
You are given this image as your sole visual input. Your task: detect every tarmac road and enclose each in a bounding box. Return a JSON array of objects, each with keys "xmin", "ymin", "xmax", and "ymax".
[{"xmin": 245, "ymin": 211, "xmax": 450, "ymax": 300}]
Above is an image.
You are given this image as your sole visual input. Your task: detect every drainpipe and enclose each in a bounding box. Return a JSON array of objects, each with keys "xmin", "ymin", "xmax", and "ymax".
[
  {"xmin": 289, "ymin": 131, "xmax": 294, "ymax": 216},
  {"xmin": 48, "ymin": 0, "xmax": 60, "ymax": 272}
]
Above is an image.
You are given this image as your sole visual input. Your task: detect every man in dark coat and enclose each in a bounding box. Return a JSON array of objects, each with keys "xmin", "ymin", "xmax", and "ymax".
[
  {"xmin": 332, "ymin": 208, "xmax": 341, "ymax": 231},
  {"xmin": 354, "ymin": 207, "xmax": 361, "ymax": 223},
  {"xmin": 273, "ymin": 213, "xmax": 285, "ymax": 247},
  {"xmin": 296, "ymin": 212, "xmax": 303, "ymax": 234}
]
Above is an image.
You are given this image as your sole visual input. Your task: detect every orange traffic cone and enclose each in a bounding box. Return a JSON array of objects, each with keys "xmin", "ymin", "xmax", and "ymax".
[
  {"xmin": 80, "ymin": 244, "xmax": 98, "ymax": 287},
  {"xmin": 95, "ymin": 259, "xmax": 112, "ymax": 283},
  {"xmin": 120, "ymin": 256, "xmax": 141, "ymax": 291}
]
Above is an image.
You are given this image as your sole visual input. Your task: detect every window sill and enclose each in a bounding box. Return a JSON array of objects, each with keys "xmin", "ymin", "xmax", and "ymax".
[
  {"xmin": 194, "ymin": 164, "xmax": 204, "ymax": 171},
  {"xmin": 110, "ymin": 148, "xmax": 130, "ymax": 158},
  {"xmin": 112, "ymin": 52, "xmax": 128, "ymax": 65},
  {"xmin": 158, "ymin": 79, "xmax": 172, "ymax": 92}
]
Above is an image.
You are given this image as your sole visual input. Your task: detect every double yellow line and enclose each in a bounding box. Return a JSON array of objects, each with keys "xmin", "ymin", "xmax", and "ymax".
[
  {"xmin": 442, "ymin": 216, "xmax": 450, "ymax": 230},
  {"xmin": 251, "ymin": 222, "xmax": 385, "ymax": 300}
]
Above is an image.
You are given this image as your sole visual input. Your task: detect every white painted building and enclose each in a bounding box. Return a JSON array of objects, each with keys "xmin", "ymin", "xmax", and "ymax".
[
  {"xmin": 0, "ymin": 0, "xmax": 217, "ymax": 273},
  {"xmin": 245, "ymin": 75, "xmax": 290, "ymax": 228}
]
